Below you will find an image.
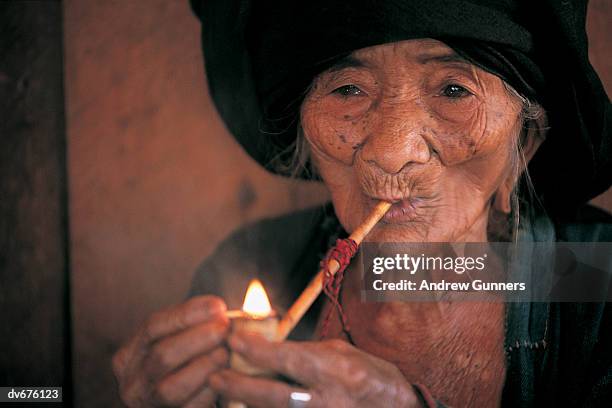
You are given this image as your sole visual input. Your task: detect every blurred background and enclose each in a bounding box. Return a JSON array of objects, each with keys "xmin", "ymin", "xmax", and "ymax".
[{"xmin": 0, "ymin": 0, "xmax": 609, "ymax": 406}]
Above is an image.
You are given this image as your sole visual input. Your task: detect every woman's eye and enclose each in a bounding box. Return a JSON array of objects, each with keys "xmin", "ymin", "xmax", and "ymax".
[
  {"xmin": 441, "ymin": 84, "xmax": 472, "ymax": 98},
  {"xmin": 332, "ymin": 84, "xmax": 365, "ymax": 97}
]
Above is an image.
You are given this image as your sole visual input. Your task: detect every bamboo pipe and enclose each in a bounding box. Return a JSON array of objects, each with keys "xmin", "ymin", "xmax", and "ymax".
[{"xmin": 276, "ymin": 201, "xmax": 392, "ymax": 340}]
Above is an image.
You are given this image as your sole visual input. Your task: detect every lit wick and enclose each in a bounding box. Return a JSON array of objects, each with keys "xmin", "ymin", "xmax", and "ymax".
[{"xmin": 226, "ymin": 279, "xmax": 279, "ymax": 408}]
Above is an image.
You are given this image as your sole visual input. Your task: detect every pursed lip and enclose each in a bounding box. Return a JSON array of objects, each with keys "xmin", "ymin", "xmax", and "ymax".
[{"xmin": 367, "ymin": 195, "xmax": 424, "ymax": 223}]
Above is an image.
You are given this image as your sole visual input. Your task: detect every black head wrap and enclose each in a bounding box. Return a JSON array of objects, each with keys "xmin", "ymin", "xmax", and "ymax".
[{"xmin": 191, "ymin": 0, "xmax": 611, "ymax": 214}]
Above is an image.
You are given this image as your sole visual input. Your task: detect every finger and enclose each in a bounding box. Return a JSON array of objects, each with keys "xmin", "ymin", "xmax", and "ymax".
[
  {"xmin": 228, "ymin": 333, "xmax": 341, "ymax": 387},
  {"xmin": 116, "ymin": 375, "xmax": 149, "ymax": 408},
  {"xmin": 183, "ymin": 388, "xmax": 216, "ymax": 408},
  {"xmin": 114, "ymin": 296, "xmax": 227, "ymax": 377},
  {"xmin": 145, "ymin": 319, "xmax": 229, "ymax": 378},
  {"xmin": 143, "ymin": 296, "xmax": 227, "ymax": 343},
  {"xmin": 209, "ymin": 369, "xmax": 321, "ymax": 408},
  {"xmin": 152, "ymin": 347, "xmax": 228, "ymax": 406}
]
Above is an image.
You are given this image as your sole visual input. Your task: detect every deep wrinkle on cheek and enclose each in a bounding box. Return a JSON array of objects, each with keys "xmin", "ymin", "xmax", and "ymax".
[
  {"xmin": 302, "ymin": 100, "xmax": 371, "ymax": 166},
  {"xmin": 423, "ymin": 67, "xmax": 493, "ymax": 163},
  {"xmin": 469, "ymin": 71, "xmax": 494, "ymax": 153},
  {"xmin": 316, "ymin": 123, "xmax": 360, "ymax": 165},
  {"xmin": 467, "ymin": 74, "xmax": 524, "ymax": 154},
  {"xmin": 422, "ymin": 108, "xmax": 485, "ymax": 167},
  {"xmin": 429, "ymin": 78, "xmax": 519, "ymax": 168},
  {"xmin": 471, "ymin": 101, "xmax": 489, "ymax": 153},
  {"xmin": 408, "ymin": 90, "xmax": 482, "ymax": 167},
  {"xmin": 452, "ymin": 115, "xmax": 521, "ymax": 201}
]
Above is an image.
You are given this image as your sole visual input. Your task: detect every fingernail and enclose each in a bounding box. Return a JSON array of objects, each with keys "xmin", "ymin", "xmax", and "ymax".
[{"xmin": 228, "ymin": 334, "xmax": 246, "ymax": 352}]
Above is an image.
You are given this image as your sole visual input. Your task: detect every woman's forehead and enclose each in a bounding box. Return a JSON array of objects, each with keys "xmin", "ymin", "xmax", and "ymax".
[{"xmin": 351, "ymin": 39, "xmax": 459, "ymax": 65}]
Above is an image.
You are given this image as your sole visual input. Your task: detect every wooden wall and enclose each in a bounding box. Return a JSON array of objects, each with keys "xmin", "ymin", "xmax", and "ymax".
[{"xmin": 0, "ymin": 0, "xmax": 70, "ymax": 402}]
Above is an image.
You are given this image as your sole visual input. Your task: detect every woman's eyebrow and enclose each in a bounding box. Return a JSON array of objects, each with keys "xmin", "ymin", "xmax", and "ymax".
[
  {"xmin": 417, "ymin": 52, "xmax": 469, "ymax": 65},
  {"xmin": 326, "ymin": 55, "xmax": 368, "ymax": 73}
]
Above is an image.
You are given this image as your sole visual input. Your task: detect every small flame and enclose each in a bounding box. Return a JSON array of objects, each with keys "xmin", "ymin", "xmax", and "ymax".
[{"xmin": 241, "ymin": 279, "xmax": 272, "ymax": 318}]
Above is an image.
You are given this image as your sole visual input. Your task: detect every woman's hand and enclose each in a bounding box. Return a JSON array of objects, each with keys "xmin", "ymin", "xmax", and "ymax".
[
  {"xmin": 112, "ymin": 296, "xmax": 230, "ymax": 407},
  {"xmin": 209, "ymin": 333, "xmax": 422, "ymax": 408}
]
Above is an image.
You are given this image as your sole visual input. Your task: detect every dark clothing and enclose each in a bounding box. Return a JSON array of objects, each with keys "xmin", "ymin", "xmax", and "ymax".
[
  {"xmin": 503, "ymin": 205, "xmax": 612, "ymax": 407},
  {"xmin": 190, "ymin": 204, "xmax": 612, "ymax": 407}
]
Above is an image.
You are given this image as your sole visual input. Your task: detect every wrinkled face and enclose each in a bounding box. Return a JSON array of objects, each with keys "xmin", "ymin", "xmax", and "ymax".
[{"xmin": 301, "ymin": 39, "xmax": 524, "ymax": 242}]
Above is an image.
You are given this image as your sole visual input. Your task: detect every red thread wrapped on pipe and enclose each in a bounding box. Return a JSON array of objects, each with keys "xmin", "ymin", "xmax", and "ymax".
[{"xmin": 320, "ymin": 238, "xmax": 359, "ymax": 338}]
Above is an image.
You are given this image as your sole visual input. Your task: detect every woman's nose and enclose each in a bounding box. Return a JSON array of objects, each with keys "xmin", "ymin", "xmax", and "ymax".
[{"xmin": 360, "ymin": 112, "xmax": 431, "ymax": 174}]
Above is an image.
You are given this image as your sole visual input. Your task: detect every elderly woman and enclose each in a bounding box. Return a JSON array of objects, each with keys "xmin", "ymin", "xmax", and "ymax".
[{"xmin": 113, "ymin": 0, "xmax": 611, "ymax": 407}]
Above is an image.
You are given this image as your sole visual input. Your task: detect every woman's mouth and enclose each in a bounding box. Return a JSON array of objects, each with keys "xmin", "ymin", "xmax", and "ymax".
[
  {"xmin": 381, "ymin": 197, "xmax": 423, "ymax": 223},
  {"xmin": 360, "ymin": 197, "xmax": 425, "ymax": 224}
]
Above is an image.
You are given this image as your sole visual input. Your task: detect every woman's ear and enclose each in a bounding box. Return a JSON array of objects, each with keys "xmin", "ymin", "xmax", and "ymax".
[
  {"xmin": 493, "ymin": 179, "xmax": 514, "ymax": 214},
  {"xmin": 493, "ymin": 113, "xmax": 547, "ymax": 214}
]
